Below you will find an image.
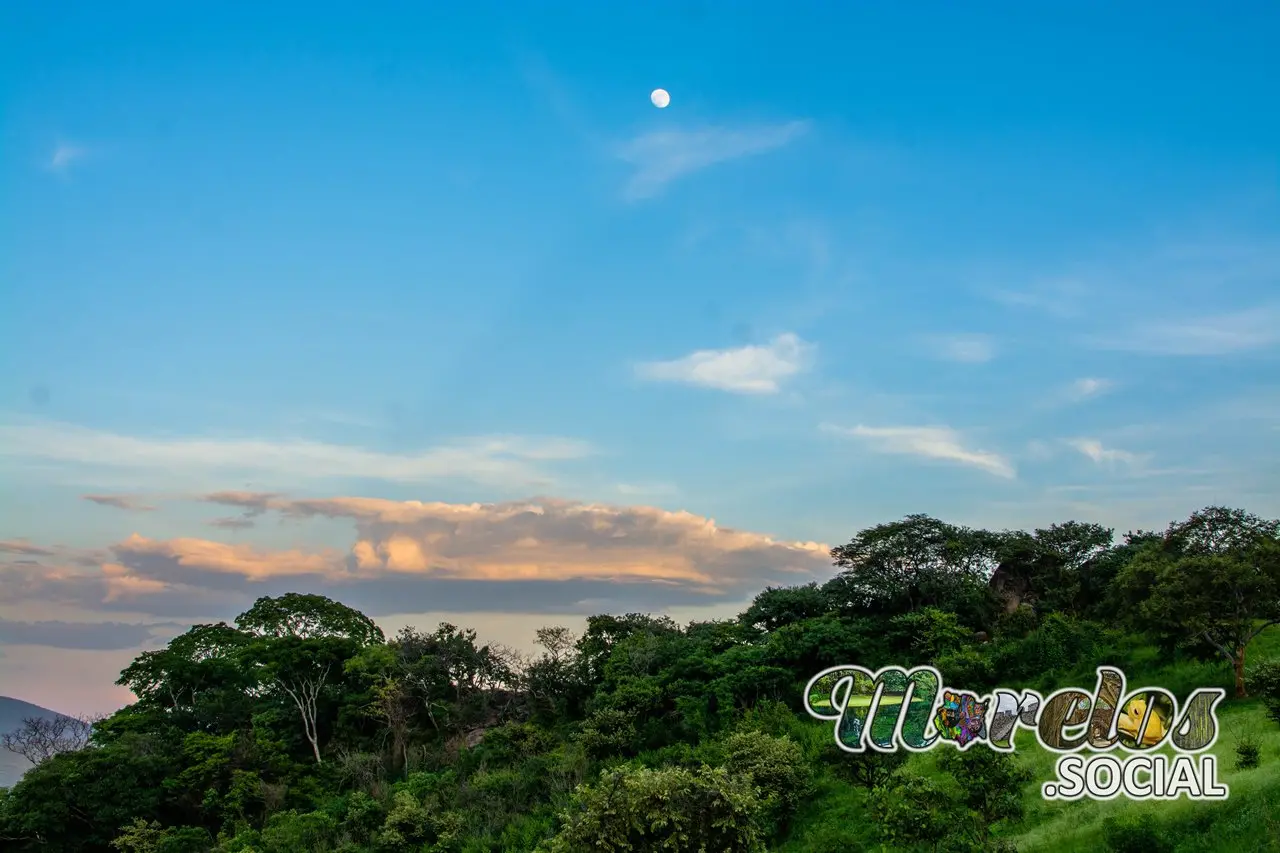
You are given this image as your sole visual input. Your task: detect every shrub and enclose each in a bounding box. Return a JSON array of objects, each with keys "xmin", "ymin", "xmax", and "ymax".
[
  {"xmin": 544, "ymin": 765, "xmax": 766, "ymax": 852},
  {"xmin": 1234, "ymin": 732, "xmax": 1263, "ymax": 770},
  {"xmin": 721, "ymin": 730, "xmax": 812, "ymax": 820},
  {"xmin": 821, "ymin": 742, "xmax": 908, "ymax": 790},
  {"xmin": 1247, "ymin": 658, "xmax": 1280, "ymax": 724},
  {"xmin": 1101, "ymin": 813, "xmax": 1172, "ymax": 853}
]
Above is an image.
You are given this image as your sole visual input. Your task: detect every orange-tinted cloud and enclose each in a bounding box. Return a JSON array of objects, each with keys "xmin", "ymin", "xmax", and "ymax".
[{"xmin": 3, "ymin": 496, "xmax": 834, "ymax": 623}]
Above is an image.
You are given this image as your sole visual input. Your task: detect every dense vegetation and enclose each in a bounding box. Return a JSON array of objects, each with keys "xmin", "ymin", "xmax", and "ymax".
[{"xmin": 2, "ymin": 505, "xmax": 1279, "ymax": 852}]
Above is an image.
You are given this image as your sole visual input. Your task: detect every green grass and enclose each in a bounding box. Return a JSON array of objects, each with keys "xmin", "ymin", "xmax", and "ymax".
[{"xmin": 778, "ymin": 627, "xmax": 1280, "ymax": 852}]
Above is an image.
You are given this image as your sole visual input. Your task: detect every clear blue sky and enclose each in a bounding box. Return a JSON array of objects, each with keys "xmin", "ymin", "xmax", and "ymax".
[{"xmin": 1, "ymin": 2, "xmax": 1278, "ymax": 712}]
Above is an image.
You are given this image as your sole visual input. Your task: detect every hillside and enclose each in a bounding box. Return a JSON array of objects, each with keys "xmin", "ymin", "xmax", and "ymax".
[
  {"xmin": 0, "ymin": 696, "xmax": 66, "ymax": 789},
  {"xmin": 0, "ymin": 506, "xmax": 1277, "ymax": 852}
]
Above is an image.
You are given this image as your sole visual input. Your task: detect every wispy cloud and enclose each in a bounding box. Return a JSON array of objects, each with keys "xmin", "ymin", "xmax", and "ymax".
[
  {"xmin": 1067, "ymin": 438, "xmax": 1143, "ymax": 466},
  {"xmin": 83, "ymin": 494, "xmax": 156, "ymax": 512},
  {"xmin": 1091, "ymin": 305, "xmax": 1280, "ymax": 355},
  {"xmin": 48, "ymin": 141, "xmax": 88, "ymax": 174},
  {"xmin": 208, "ymin": 516, "xmax": 256, "ymax": 531},
  {"xmin": 617, "ymin": 121, "xmax": 810, "ymax": 200},
  {"xmin": 823, "ymin": 423, "xmax": 1016, "ymax": 479},
  {"xmin": 986, "ymin": 279, "xmax": 1088, "ymax": 319},
  {"xmin": 0, "ymin": 421, "xmax": 594, "ymax": 489},
  {"xmin": 923, "ymin": 333, "xmax": 996, "ymax": 364},
  {"xmin": 635, "ymin": 333, "xmax": 814, "ymax": 394},
  {"xmin": 1065, "ymin": 377, "xmax": 1114, "ymax": 402}
]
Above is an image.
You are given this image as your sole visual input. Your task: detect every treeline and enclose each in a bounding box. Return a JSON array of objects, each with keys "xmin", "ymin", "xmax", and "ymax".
[{"xmin": 0, "ymin": 506, "xmax": 1278, "ymax": 852}]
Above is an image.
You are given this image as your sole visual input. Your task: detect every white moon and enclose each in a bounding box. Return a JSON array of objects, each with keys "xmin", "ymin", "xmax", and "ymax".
[{"xmin": 650, "ymin": 88, "xmax": 670, "ymax": 109}]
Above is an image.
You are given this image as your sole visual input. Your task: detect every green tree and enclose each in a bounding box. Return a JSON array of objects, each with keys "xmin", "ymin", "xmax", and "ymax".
[
  {"xmin": 870, "ymin": 775, "xmax": 975, "ymax": 852},
  {"xmin": 544, "ymin": 765, "xmax": 766, "ymax": 852},
  {"xmin": 1115, "ymin": 507, "xmax": 1280, "ymax": 697},
  {"xmin": 936, "ymin": 746, "xmax": 1034, "ymax": 844},
  {"xmin": 827, "ymin": 515, "xmax": 1001, "ymax": 619},
  {"xmin": 740, "ymin": 583, "xmax": 831, "ymax": 632}
]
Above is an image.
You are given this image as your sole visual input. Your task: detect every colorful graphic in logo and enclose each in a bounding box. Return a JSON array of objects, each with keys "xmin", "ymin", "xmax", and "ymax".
[{"xmin": 933, "ymin": 690, "xmax": 987, "ymax": 747}]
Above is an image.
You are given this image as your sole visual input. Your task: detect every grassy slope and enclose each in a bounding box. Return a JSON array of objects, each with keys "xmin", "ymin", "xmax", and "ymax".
[{"xmin": 776, "ymin": 628, "xmax": 1280, "ymax": 852}]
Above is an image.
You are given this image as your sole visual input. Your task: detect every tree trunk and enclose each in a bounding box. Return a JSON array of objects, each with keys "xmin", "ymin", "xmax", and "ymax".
[{"xmin": 1234, "ymin": 646, "xmax": 1247, "ymax": 699}]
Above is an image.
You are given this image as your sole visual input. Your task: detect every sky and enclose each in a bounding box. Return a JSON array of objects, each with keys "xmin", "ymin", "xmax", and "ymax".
[{"xmin": 1, "ymin": 1, "xmax": 1279, "ymax": 715}]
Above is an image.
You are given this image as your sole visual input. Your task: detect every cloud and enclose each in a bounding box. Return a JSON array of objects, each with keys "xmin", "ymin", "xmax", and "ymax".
[
  {"xmin": 0, "ymin": 540, "xmax": 57, "ymax": 557},
  {"xmin": 635, "ymin": 333, "xmax": 813, "ymax": 394},
  {"xmin": 0, "ymin": 497, "xmax": 834, "ymax": 623},
  {"xmin": 924, "ymin": 334, "xmax": 996, "ymax": 363},
  {"xmin": 1066, "ymin": 378, "xmax": 1114, "ymax": 401},
  {"xmin": 1092, "ymin": 305, "xmax": 1280, "ymax": 355},
  {"xmin": 83, "ymin": 494, "xmax": 156, "ymax": 512},
  {"xmin": 1067, "ymin": 438, "xmax": 1142, "ymax": 466},
  {"xmin": 617, "ymin": 121, "xmax": 810, "ymax": 200},
  {"xmin": 0, "ymin": 619, "xmax": 167, "ymax": 651},
  {"xmin": 986, "ymin": 279, "xmax": 1088, "ymax": 318},
  {"xmin": 48, "ymin": 141, "xmax": 87, "ymax": 173},
  {"xmin": 824, "ymin": 424, "xmax": 1016, "ymax": 479},
  {"xmin": 0, "ymin": 421, "xmax": 593, "ymax": 489},
  {"xmin": 208, "ymin": 516, "xmax": 257, "ymax": 530}
]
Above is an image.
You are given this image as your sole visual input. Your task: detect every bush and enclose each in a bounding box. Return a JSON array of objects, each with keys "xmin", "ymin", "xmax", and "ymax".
[
  {"xmin": 821, "ymin": 742, "xmax": 908, "ymax": 790},
  {"xmin": 545, "ymin": 765, "xmax": 767, "ymax": 852},
  {"xmin": 1235, "ymin": 732, "xmax": 1263, "ymax": 770},
  {"xmin": 721, "ymin": 730, "xmax": 812, "ymax": 820},
  {"xmin": 1247, "ymin": 658, "xmax": 1280, "ymax": 724},
  {"xmin": 1101, "ymin": 813, "xmax": 1172, "ymax": 853},
  {"xmin": 936, "ymin": 647, "xmax": 997, "ymax": 690}
]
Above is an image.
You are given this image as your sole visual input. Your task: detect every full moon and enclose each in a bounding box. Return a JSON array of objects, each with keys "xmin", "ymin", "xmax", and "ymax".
[{"xmin": 650, "ymin": 88, "xmax": 670, "ymax": 109}]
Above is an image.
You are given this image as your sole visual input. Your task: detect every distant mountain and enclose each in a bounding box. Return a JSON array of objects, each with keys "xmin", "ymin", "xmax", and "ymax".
[{"xmin": 0, "ymin": 696, "xmax": 68, "ymax": 789}]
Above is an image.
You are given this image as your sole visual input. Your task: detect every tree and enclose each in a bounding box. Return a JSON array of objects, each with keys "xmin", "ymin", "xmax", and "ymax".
[
  {"xmin": 243, "ymin": 634, "xmax": 347, "ymax": 765},
  {"xmin": 740, "ymin": 583, "xmax": 831, "ymax": 632},
  {"xmin": 345, "ymin": 644, "xmax": 417, "ymax": 773},
  {"xmin": 545, "ymin": 765, "xmax": 767, "ymax": 852},
  {"xmin": 992, "ymin": 522, "xmax": 1114, "ymax": 617},
  {"xmin": 2, "ymin": 714, "xmax": 98, "ymax": 766},
  {"xmin": 232, "ymin": 595, "xmax": 385, "ymax": 764},
  {"xmin": 823, "ymin": 741, "xmax": 907, "ymax": 789},
  {"xmin": 936, "ymin": 746, "xmax": 1034, "ymax": 845},
  {"xmin": 1116, "ymin": 507, "xmax": 1280, "ymax": 697},
  {"xmin": 870, "ymin": 775, "xmax": 975, "ymax": 852},
  {"xmin": 827, "ymin": 515, "xmax": 1001, "ymax": 618},
  {"xmin": 234, "ymin": 593, "xmax": 384, "ymax": 646},
  {"xmin": 116, "ymin": 623, "xmax": 254, "ymax": 726}
]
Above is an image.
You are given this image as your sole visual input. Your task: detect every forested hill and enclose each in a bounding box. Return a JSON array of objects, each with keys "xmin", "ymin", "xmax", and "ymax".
[{"xmin": 1, "ymin": 506, "xmax": 1279, "ymax": 852}]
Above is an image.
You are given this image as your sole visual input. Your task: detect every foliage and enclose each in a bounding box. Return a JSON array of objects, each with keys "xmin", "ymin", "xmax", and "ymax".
[
  {"xmin": 1, "ymin": 506, "xmax": 1278, "ymax": 853},
  {"xmin": 543, "ymin": 764, "xmax": 766, "ymax": 852},
  {"xmin": 1113, "ymin": 507, "xmax": 1280, "ymax": 697},
  {"xmin": 1101, "ymin": 812, "xmax": 1173, "ymax": 853},
  {"xmin": 1247, "ymin": 658, "xmax": 1280, "ymax": 724},
  {"xmin": 1234, "ymin": 732, "xmax": 1262, "ymax": 770}
]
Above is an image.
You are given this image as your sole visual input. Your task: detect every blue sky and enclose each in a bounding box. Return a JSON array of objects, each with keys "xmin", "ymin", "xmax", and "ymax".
[{"xmin": 1, "ymin": 2, "xmax": 1279, "ymax": 712}]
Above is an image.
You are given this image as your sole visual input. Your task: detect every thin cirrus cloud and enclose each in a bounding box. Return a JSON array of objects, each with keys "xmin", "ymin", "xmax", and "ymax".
[
  {"xmin": 924, "ymin": 333, "xmax": 996, "ymax": 364},
  {"xmin": 616, "ymin": 120, "xmax": 811, "ymax": 200},
  {"xmin": 824, "ymin": 423, "xmax": 1016, "ymax": 479},
  {"xmin": 1090, "ymin": 305, "xmax": 1280, "ymax": 356},
  {"xmin": 83, "ymin": 494, "xmax": 156, "ymax": 512},
  {"xmin": 0, "ymin": 496, "xmax": 835, "ymax": 625},
  {"xmin": 1067, "ymin": 377, "xmax": 1114, "ymax": 401},
  {"xmin": 635, "ymin": 333, "xmax": 814, "ymax": 394},
  {"xmin": 0, "ymin": 420, "xmax": 594, "ymax": 488},
  {"xmin": 1067, "ymin": 438, "xmax": 1142, "ymax": 466},
  {"xmin": 48, "ymin": 141, "xmax": 88, "ymax": 173}
]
